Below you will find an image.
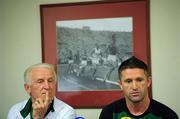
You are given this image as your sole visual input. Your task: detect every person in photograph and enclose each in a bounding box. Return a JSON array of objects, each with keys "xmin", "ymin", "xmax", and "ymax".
[
  {"xmin": 107, "ymin": 34, "xmax": 118, "ymax": 64},
  {"xmin": 7, "ymin": 63, "xmax": 76, "ymax": 119},
  {"xmin": 66, "ymin": 49, "xmax": 74, "ymax": 74},
  {"xmin": 91, "ymin": 43, "xmax": 102, "ymax": 59},
  {"xmin": 99, "ymin": 56, "xmax": 179, "ymax": 119}
]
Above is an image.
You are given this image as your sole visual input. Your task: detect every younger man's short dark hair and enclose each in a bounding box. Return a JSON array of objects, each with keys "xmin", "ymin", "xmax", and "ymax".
[{"xmin": 118, "ymin": 56, "xmax": 149, "ymax": 79}]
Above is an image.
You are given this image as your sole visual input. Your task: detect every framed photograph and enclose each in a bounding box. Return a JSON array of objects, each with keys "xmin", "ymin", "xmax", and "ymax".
[{"xmin": 40, "ymin": 0, "xmax": 151, "ymax": 108}]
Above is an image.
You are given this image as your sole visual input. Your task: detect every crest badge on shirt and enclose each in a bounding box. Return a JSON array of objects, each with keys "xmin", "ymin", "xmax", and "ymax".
[{"xmin": 121, "ymin": 117, "xmax": 132, "ymax": 119}]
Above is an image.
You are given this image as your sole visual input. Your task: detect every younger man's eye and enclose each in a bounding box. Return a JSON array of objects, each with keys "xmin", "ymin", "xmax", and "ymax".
[
  {"xmin": 124, "ymin": 79, "xmax": 132, "ymax": 83},
  {"xmin": 136, "ymin": 78, "xmax": 144, "ymax": 82}
]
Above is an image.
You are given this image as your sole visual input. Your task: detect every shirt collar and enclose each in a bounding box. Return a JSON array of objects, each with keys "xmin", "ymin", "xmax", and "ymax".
[{"xmin": 20, "ymin": 98, "xmax": 55, "ymax": 118}]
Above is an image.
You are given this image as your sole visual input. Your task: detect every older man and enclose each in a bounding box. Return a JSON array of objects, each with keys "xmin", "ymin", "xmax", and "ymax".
[{"xmin": 7, "ymin": 63, "xmax": 76, "ymax": 119}]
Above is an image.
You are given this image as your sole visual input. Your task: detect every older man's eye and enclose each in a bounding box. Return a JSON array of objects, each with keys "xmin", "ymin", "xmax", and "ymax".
[
  {"xmin": 48, "ymin": 78, "xmax": 54, "ymax": 83},
  {"xmin": 36, "ymin": 79, "xmax": 44, "ymax": 83}
]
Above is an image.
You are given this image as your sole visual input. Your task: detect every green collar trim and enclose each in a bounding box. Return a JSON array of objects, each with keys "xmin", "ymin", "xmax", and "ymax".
[
  {"xmin": 20, "ymin": 98, "xmax": 32, "ymax": 118},
  {"xmin": 20, "ymin": 98, "xmax": 55, "ymax": 118}
]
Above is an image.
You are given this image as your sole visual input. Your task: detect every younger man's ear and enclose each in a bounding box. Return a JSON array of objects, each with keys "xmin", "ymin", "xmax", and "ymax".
[
  {"xmin": 118, "ymin": 80, "xmax": 123, "ymax": 89},
  {"xmin": 147, "ymin": 76, "xmax": 152, "ymax": 87}
]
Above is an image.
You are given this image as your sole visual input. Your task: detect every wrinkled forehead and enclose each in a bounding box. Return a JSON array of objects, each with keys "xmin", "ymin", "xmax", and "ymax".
[
  {"xmin": 30, "ymin": 67, "xmax": 54, "ymax": 77},
  {"xmin": 31, "ymin": 67, "xmax": 50, "ymax": 72}
]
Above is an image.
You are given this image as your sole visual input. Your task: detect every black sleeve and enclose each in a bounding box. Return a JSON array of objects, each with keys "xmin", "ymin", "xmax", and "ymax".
[
  {"xmin": 151, "ymin": 99, "xmax": 179, "ymax": 119},
  {"xmin": 99, "ymin": 106, "xmax": 113, "ymax": 119},
  {"xmin": 164, "ymin": 108, "xmax": 179, "ymax": 119}
]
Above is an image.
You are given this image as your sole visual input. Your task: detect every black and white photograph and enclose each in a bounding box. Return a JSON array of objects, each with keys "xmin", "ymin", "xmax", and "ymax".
[{"xmin": 56, "ymin": 17, "xmax": 133, "ymax": 91}]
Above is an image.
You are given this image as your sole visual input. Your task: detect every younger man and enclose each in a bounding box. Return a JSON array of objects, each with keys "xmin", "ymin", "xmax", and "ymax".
[{"xmin": 99, "ymin": 56, "xmax": 178, "ymax": 119}]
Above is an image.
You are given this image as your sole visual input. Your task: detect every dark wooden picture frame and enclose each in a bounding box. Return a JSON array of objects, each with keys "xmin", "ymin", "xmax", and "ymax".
[{"xmin": 40, "ymin": 0, "xmax": 151, "ymax": 108}]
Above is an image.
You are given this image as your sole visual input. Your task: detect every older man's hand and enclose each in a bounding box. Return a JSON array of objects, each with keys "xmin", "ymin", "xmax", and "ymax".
[{"xmin": 32, "ymin": 92, "xmax": 49, "ymax": 119}]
